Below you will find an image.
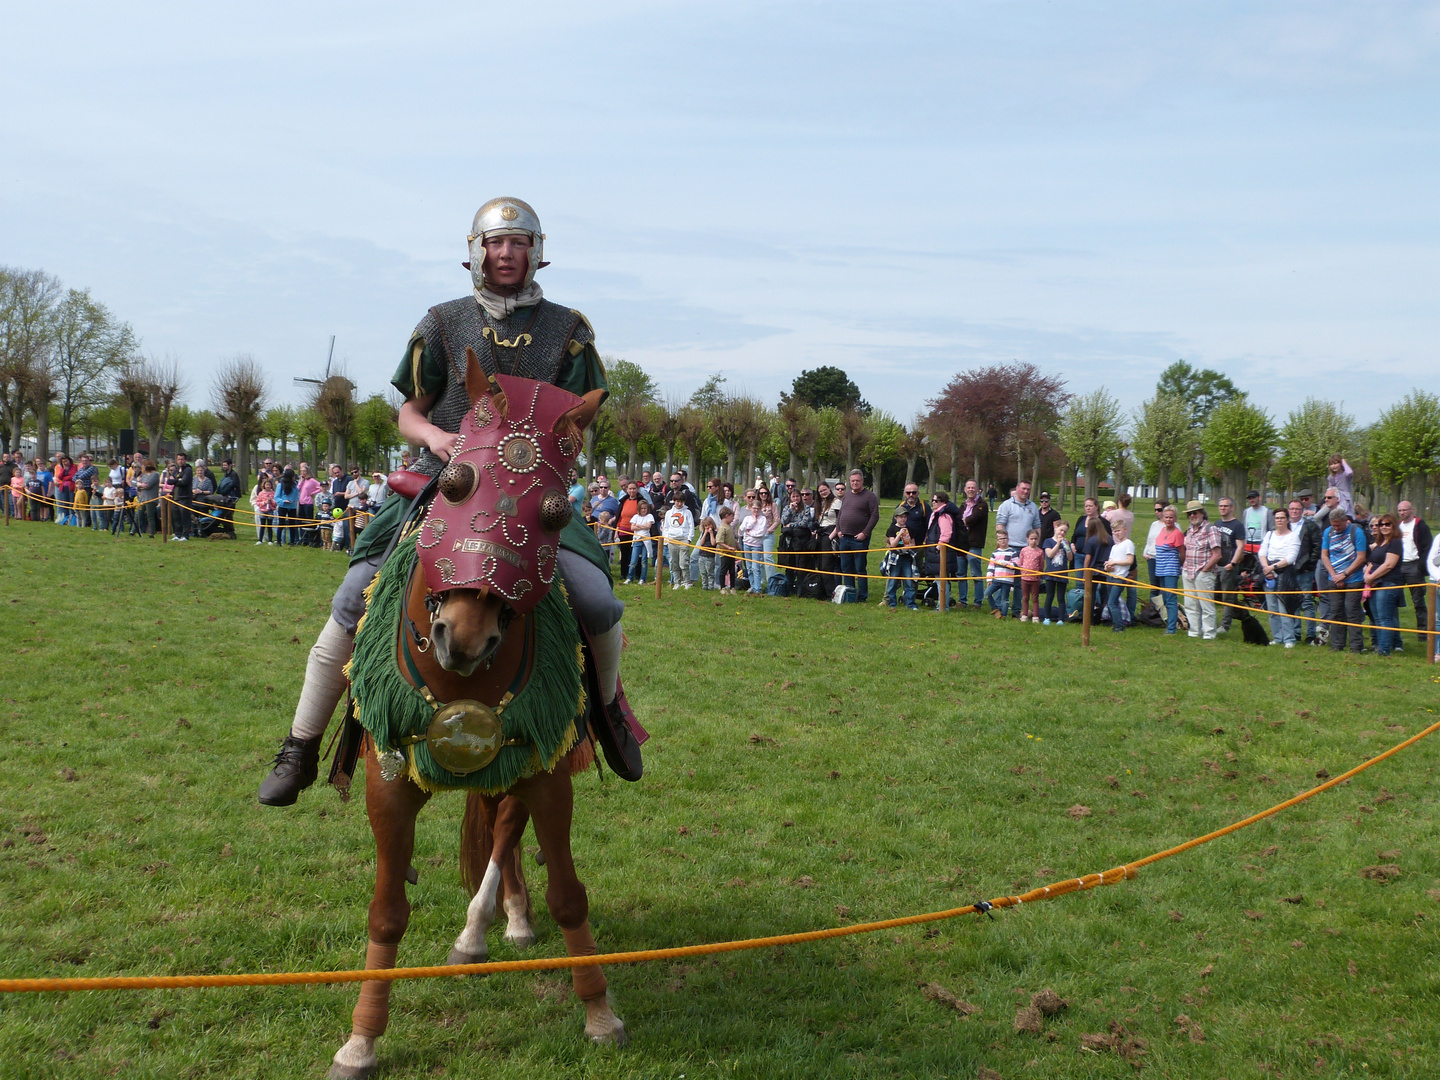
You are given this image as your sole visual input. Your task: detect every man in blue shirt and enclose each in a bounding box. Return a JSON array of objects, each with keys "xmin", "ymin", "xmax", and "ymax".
[{"xmin": 1320, "ymin": 507, "xmax": 1368, "ymax": 653}]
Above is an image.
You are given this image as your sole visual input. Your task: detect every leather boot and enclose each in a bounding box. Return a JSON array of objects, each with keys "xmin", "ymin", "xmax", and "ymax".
[
  {"xmin": 597, "ymin": 681, "xmax": 644, "ymax": 782},
  {"xmin": 258, "ymin": 733, "xmax": 324, "ymax": 806}
]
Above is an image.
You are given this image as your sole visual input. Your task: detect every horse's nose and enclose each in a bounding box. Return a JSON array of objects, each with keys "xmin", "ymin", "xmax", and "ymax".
[{"xmin": 431, "ymin": 619, "xmax": 450, "ymax": 651}]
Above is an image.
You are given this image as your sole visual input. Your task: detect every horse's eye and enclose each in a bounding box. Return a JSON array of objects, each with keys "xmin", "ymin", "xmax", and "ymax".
[{"xmin": 438, "ymin": 461, "xmax": 478, "ymax": 504}]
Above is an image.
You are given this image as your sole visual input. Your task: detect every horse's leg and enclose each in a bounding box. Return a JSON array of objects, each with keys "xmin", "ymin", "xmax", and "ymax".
[
  {"xmin": 515, "ymin": 768, "xmax": 626, "ymax": 1046},
  {"xmin": 329, "ymin": 746, "xmax": 430, "ymax": 1080},
  {"xmin": 499, "ymin": 800, "xmax": 537, "ymax": 947},
  {"xmin": 448, "ymin": 795, "xmax": 529, "ymax": 964}
]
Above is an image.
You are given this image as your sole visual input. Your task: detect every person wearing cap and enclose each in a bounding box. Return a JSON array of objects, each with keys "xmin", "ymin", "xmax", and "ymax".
[
  {"xmin": 369, "ymin": 470, "xmax": 389, "ymax": 509},
  {"xmin": 1242, "ymin": 489, "xmax": 1274, "ymax": 558},
  {"xmin": 1037, "ymin": 491, "xmax": 1062, "ymax": 543},
  {"xmin": 1181, "ymin": 500, "xmax": 1223, "ymax": 640},
  {"xmin": 1319, "ymin": 506, "xmax": 1368, "ymax": 653}
]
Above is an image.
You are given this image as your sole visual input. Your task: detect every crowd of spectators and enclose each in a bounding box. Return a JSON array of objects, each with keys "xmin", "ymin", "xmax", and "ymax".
[
  {"xmin": 9, "ymin": 445, "xmax": 1439, "ymax": 657},
  {"xmin": 0, "ymin": 449, "xmax": 385, "ymax": 549},
  {"xmin": 570, "ymin": 458, "xmax": 1440, "ymax": 658}
]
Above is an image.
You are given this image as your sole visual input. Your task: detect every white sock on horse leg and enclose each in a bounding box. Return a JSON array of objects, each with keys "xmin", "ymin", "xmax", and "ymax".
[
  {"xmin": 290, "ymin": 616, "xmax": 355, "ymax": 740},
  {"xmin": 454, "ymin": 860, "xmax": 502, "ymax": 957},
  {"xmin": 593, "ymin": 623, "xmax": 622, "ymax": 705}
]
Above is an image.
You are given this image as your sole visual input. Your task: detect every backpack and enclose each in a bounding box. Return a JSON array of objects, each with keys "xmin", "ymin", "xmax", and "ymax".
[
  {"xmin": 831, "ymin": 584, "xmax": 856, "ymax": 604},
  {"xmin": 767, "ymin": 574, "xmax": 789, "ymax": 597}
]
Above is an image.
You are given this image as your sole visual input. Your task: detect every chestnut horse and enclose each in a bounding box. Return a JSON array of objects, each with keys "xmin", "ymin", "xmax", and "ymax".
[{"xmin": 329, "ymin": 362, "xmax": 624, "ymax": 1079}]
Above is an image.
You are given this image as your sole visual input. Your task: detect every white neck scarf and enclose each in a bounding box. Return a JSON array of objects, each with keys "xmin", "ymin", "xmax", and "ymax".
[{"xmin": 474, "ymin": 282, "xmax": 544, "ymax": 319}]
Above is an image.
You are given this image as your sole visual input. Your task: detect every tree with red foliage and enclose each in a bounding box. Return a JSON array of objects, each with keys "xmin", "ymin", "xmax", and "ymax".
[{"xmin": 926, "ymin": 362, "xmax": 1069, "ymax": 487}]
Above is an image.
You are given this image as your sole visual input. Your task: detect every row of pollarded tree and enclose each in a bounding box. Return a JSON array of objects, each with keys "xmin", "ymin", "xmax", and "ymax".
[
  {"xmin": 0, "ymin": 265, "xmax": 401, "ymax": 484},
  {"xmin": 973, "ymin": 359, "xmax": 1440, "ymax": 514}
]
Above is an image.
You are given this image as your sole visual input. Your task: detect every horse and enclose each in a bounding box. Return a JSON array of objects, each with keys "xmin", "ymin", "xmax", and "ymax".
[{"xmin": 328, "ymin": 355, "xmax": 627, "ymax": 1079}]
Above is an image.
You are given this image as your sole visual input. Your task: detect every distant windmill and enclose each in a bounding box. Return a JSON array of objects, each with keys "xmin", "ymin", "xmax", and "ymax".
[
  {"xmin": 297, "ymin": 336, "xmax": 359, "ymax": 467},
  {"xmin": 294, "ymin": 335, "xmax": 338, "ymax": 391}
]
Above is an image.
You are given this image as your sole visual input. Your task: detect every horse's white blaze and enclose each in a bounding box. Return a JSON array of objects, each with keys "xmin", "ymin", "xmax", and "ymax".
[
  {"xmin": 502, "ymin": 893, "xmax": 535, "ymax": 947},
  {"xmin": 453, "ymin": 860, "xmax": 501, "ymax": 956},
  {"xmin": 584, "ymin": 996, "xmax": 627, "ymax": 1046},
  {"xmin": 333, "ymin": 1034, "xmax": 377, "ymax": 1070}
]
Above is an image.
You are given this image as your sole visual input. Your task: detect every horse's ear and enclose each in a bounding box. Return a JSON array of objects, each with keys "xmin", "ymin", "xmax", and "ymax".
[
  {"xmin": 465, "ymin": 347, "xmax": 507, "ymax": 416},
  {"xmin": 464, "ymin": 347, "xmax": 487, "ymax": 406}
]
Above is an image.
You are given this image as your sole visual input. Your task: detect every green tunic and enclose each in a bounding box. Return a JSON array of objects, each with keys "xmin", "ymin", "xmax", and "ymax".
[{"xmin": 350, "ymin": 309, "xmax": 611, "ymax": 579}]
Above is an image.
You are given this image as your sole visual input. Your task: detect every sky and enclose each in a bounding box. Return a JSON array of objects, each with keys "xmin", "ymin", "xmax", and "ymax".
[{"xmin": 3, "ymin": 1, "xmax": 1437, "ymax": 427}]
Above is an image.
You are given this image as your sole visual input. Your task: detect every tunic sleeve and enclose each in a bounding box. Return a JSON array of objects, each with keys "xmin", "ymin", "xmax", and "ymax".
[{"xmin": 390, "ymin": 331, "xmax": 447, "ymax": 400}]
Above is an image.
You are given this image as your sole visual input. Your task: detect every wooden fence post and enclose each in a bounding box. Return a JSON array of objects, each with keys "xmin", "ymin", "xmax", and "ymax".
[
  {"xmin": 1082, "ymin": 566, "xmax": 1093, "ymax": 646},
  {"xmin": 938, "ymin": 544, "xmax": 948, "ymax": 613}
]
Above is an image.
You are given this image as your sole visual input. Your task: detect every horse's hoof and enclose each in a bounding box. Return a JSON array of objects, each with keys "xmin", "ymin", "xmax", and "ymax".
[
  {"xmin": 584, "ymin": 999, "xmax": 627, "ymax": 1046},
  {"xmin": 504, "ymin": 927, "xmax": 537, "ymax": 948},
  {"xmin": 446, "ymin": 946, "xmax": 487, "ymax": 968},
  {"xmin": 587, "ymin": 1021, "xmax": 628, "ymax": 1047},
  {"xmin": 329, "ymin": 1034, "xmax": 377, "ymax": 1078}
]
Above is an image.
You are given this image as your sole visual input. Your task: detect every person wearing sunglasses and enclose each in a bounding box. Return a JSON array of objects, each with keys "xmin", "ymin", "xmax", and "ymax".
[{"xmin": 1363, "ymin": 514, "xmax": 1403, "ymax": 656}]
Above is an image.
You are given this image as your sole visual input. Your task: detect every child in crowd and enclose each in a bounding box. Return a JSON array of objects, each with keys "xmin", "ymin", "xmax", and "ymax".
[
  {"xmin": 253, "ymin": 478, "xmax": 277, "ymax": 544},
  {"xmin": 697, "ymin": 515, "xmax": 718, "ymax": 590},
  {"xmin": 627, "ymin": 499, "xmax": 655, "ymax": 584},
  {"xmin": 1103, "ymin": 522, "xmax": 1136, "ymax": 632},
  {"xmin": 1016, "ymin": 527, "xmax": 1045, "ymax": 622},
  {"xmin": 315, "ymin": 489, "xmax": 334, "ymax": 550},
  {"xmin": 595, "ymin": 510, "xmax": 616, "ymax": 565},
  {"xmin": 882, "ymin": 510, "xmax": 919, "ymax": 610},
  {"xmin": 350, "ymin": 487, "xmax": 370, "ymax": 543},
  {"xmin": 100, "ymin": 481, "xmax": 119, "ymax": 533},
  {"xmin": 662, "ymin": 491, "xmax": 695, "ymax": 589},
  {"xmin": 1041, "ymin": 519, "xmax": 1073, "ymax": 624},
  {"xmin": 716, "ymin": 506, "xmax": 739, "ymax": 594},
  {"xmin": 985, "ymin": 528, "xmax": 1017, "ymax": 618}
]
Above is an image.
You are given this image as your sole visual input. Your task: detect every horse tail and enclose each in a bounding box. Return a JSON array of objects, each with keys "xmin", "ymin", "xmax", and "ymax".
[{"xmin": 460, "ymin": 792, "xmax": 493, "ymax": 897}]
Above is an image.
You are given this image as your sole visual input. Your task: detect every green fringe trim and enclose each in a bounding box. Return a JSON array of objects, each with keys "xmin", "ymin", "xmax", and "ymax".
[{"xmin": 347, "ymin": 531, "xmax": 585, "ymax": 795}]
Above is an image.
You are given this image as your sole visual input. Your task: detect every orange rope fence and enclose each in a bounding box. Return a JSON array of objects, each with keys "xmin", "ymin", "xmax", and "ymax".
[{"xmin": 3, "ymin": 715, "xmax": 1437, "ymax": 995}]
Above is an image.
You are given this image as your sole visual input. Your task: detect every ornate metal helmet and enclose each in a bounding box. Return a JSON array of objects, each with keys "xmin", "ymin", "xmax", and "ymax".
[
  {"xmin": 465, "ymin": 197, "xmax": 547, "ymax": 291},
  {"xmin": 414, "ymin": 353, "xmax": 583, "ymax": 614}
]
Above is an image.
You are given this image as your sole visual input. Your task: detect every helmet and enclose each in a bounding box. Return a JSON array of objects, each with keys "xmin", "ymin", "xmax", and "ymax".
[{"xmin": 465, "ymin": 197, "xmax": 548, "ymax": 291}]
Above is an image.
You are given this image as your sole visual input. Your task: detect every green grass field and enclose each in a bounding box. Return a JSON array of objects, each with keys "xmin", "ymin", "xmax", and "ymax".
[{"xmin": 2, "ymin": 521, "xmax": 1439, "ymax": 1079}]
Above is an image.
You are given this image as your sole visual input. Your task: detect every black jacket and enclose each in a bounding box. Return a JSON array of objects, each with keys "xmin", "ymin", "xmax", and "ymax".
[
  {"xmin": 1406, "ymin": 519, "xmax": 1433, "ymax": 565},
  {"xmin": 218, "ymin": 470, "xmax": 241, "ymax": 499},
  {"xmin": 1293, "ymin": 516, "xmax": 1321, "ymax": 573},
  {"xmin": 959, "ymin": 497, "xmax": 989, "ymax": 553}
]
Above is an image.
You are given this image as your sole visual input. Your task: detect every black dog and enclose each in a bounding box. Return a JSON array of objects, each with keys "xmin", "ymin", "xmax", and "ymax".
[{"xmin": 1236, "ymin": 608, "xmax": 1271, "ymax": 646}]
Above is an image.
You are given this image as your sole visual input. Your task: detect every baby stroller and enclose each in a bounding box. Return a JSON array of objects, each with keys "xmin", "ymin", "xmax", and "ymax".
[{"xmin": 192, "ymin": 493, "xmax": 238, "ymax": 539}]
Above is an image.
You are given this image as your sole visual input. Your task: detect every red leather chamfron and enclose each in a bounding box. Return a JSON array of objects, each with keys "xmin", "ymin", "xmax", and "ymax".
[{"xmin": 412, "ymin": 373, "xmax": 583, "ymax": 613}]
